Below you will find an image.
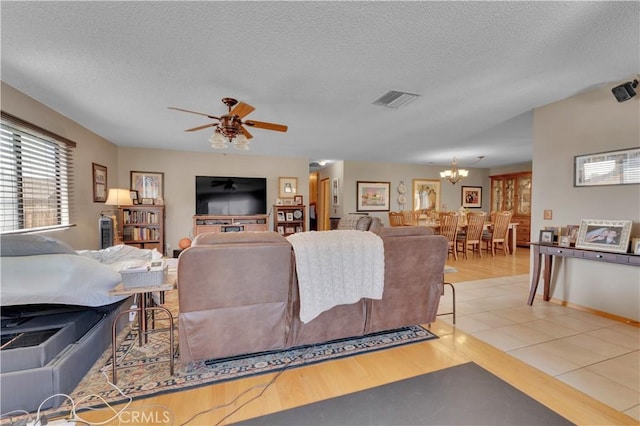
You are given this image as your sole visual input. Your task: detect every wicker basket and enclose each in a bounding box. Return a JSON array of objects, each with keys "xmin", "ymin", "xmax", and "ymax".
[{"xmin": 121, "ymin": 265, "xmax": 168, "ymax": 289}]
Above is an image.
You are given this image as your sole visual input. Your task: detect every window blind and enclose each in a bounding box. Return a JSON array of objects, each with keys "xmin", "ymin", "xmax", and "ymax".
[{"xmin": 0, "ymin": 111, "xmax": 75, "ymax": 233}]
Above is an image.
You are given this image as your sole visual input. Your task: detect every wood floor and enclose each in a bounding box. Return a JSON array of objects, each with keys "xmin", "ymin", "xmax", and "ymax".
[{"xmin": 78, "ymin": 247, "xmax": 635, "ymax": 426}]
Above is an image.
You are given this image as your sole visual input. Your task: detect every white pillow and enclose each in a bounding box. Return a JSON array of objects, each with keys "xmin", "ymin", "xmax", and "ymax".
[{"xmin": 1, "ymin": 254, "xmax": 128, "ymax": 307}]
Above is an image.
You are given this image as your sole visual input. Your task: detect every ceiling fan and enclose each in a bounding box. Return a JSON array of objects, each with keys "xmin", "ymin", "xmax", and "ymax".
[{"xmin": 169, "ymin": 98, "xmax": 288, "ymax": 150}]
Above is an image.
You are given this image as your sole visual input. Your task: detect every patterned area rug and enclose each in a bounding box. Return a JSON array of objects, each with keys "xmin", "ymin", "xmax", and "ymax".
[{"xmin": 41, "ymin": 300, "xmax": 437, "ymax": 417}]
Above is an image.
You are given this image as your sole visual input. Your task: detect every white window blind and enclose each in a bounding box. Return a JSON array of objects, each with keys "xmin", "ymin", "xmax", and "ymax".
[{"xmin": 0, "ymin": 112, "xmax": 75, "ymax": 233}]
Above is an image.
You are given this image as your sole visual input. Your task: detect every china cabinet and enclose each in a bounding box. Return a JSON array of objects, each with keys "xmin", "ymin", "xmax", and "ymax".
[{"xmin": 490, "ymin": 172, "xmax": 532, "ymax": 246}]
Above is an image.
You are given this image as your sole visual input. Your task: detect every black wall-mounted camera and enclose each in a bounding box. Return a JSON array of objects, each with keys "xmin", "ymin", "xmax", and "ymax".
[{"xmin": 611, "ymin": 79, "xmax": 638, "ymax": 103}]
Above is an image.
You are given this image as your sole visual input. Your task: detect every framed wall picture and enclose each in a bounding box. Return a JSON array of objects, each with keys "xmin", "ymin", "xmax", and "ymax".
[
  {"xmin": 278, "ymin": 177, "xmax": 298, "ymax": 198},
  {"xmin": 539, "ymin": 229, "xmax": 554, "ymax": 245},
  {"xmin": 575, "ymin": 219, "xmax": 632, "ymax": 253},
  {"xmin": 574, "ymin": 147, "xmax": 640, "ymax": 187},
  {"xmin": 356, "ymin": 181, "xmax": 390, "ymax": 212},
  {"xmin": 294, "ymin": 195, "xmax": 303, "ymax": 205},
  {"xmin": 332, "ymin": 178, "xmax": 340, "ymax": 206},
  {"xmin": 130, "ymin": 171, "xmax": 164, "ymax": 200},
  {"xmin": 461, "ymin": 186, "xmax": 482, "ymax": 208},
  {"xmin": 92, "ymin": 163, "xmax": 107, "ymax": 203},
  {"xmin": 411, "ymin": 179, "xmax": 440, "ymax": 211}
]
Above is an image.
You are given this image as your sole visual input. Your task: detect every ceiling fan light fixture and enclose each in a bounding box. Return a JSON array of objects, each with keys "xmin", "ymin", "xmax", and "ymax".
[
  {"xmin": 440, "ymin": 157, "xmax": 469, "ymax": 185},
  {"xmin": 209, "ymin": 130, "xmax": 228, "ymax": 149},
  {"xmin": 233, "ymin": 134, "xmax": 250, "ymax": 150}
]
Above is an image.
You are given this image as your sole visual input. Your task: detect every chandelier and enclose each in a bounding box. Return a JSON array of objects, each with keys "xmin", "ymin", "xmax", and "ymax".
[{"xmin": 440, "ymin": 157, "xmax": 469, "ymax": 184}]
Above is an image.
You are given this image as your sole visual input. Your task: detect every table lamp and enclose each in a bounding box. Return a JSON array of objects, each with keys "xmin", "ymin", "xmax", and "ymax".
[{"xmin": 104, "ymin": 188, "xmax": 133, "ymax": 244}]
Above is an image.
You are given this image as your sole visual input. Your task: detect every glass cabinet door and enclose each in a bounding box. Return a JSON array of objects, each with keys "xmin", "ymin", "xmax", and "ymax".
[
  {"xmin": 491, "ymin": 178, "xmax": 503, "ymax": 212},
  {"xmin": 516, "ymin": 175, "xmax": 532, "ymax": 216},
  {"xmin": 503, "ymin": 177, "xmax": 516, "ymax": 212}
]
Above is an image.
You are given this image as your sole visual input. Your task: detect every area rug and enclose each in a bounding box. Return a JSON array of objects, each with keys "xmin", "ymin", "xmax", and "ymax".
[
  {"xmin": 232, "ymin": 362, "xmax": 573, "ymax": 426},
  {"xmin": 42, "ymin": 323, "xmax": 436, "ymax": 417}
]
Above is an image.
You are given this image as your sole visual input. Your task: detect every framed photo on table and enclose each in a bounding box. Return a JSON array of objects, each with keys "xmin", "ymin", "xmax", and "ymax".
[
  {"xmin": 356, "ymin": 181, "xmax": 390, "ymax": 212},
  {"xmin": 130, "ymin": 171, "xmax": 164, "ymax": 201},
  {"xmin": 539, "ymin": 229, "xmax": 554, "ymax": 245},
  {"xmin": 92, "ymin": 163, "xmax": 107, "ymax": 202},
  {"xmin": 575, "ymin": 219, "xmax": 632, "ymax": 253},
  {"xmin": 461, "ymin": 186, "xmax": 482, "ymax": 208}
]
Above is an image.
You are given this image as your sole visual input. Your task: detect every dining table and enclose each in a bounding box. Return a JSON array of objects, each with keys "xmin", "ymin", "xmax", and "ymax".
[{"xmin": 422, "ymin": 220, "xmax": 519, "ymax": 254}]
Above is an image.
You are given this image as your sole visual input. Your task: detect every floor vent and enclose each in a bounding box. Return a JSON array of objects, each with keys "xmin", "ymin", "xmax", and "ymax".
[{"xmin": 373, "ymin": 91, "xmax": 420, "ymax": 108}]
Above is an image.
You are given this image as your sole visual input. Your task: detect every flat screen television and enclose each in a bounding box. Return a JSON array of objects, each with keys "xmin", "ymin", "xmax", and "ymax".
[{"xmin": 195, "ymin": 176, "xmax": 267, "ymax": 216}]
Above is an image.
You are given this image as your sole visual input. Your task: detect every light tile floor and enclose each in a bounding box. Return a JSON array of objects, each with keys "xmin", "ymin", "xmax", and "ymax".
[{"xmin": 437, "ymin": 274, "xmax": 640, "ymax": 421}]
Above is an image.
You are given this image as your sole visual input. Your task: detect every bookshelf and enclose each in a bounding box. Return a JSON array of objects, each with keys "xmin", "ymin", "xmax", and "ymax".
[
  {"xmin": 119, "ymin": 205, "xmax": 165, "ymax": 252},
  {"xmin": 274, "ymin": 205, "xmax": 305, "ymax": 236}
]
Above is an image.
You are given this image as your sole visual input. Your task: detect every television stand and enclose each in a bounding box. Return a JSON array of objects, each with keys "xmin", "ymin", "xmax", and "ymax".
[{"xmin": 193, "ymin": 214, "xmax": 269, "ymax": 236}]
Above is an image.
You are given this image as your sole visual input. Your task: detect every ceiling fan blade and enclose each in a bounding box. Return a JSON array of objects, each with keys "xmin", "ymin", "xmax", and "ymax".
[
  {"xmin": 168, "ymin": 107, "xmax": 219, "ymax": 120},
  {"xmin": 185, "ymin": 122, "xmax": 218, "ymax": 132},
  {"xmin": 229, "ymin": 102, "xmax": 255, "ymax": 118},
  {"xmin": 244, "ymin": 120, "xmax": 288, "ymax": 132},
  {"xmin": 239, "ymin": 125, "xmax": 253, "ymax": 140}
]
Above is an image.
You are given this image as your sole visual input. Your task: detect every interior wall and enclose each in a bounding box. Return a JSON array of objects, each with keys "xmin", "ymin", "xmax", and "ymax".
[
  {"xmin": 1, "ymin": 82, "xmax": 119, "ymax": 249},
  {"xmin": 116, "ymin": 147, "xmax": 308, "ymax": 253},
  {"xmin": 342, "ymin": 161, "xmax": 490, "ymax": 226},
  {"xmin": 532, "ymin": 76, "xmax": 640, "ymax": 321}
]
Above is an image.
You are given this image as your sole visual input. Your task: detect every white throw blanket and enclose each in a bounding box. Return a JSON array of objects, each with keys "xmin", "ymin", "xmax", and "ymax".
[{"xmin": 287, "ymin": 230, "xmax": 385, "ymax": 323}]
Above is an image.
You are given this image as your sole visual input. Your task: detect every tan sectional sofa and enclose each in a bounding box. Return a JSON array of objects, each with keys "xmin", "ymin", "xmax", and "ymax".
[{"xmin": 177, "ymin": 227, "xmax": 448, "ymax": 363}]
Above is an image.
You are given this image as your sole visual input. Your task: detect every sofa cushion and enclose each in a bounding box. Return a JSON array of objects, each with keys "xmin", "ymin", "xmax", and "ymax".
[
  {"xmin": 355, "ymin": 216, "xmax": 373, "ymax": 231},
  {"xmin": 0, "ymin": 234, "xmax": 77, "ymax": 257},
  {"xmin": 373, "ymin": 226, "xmax": 434, "ymax": 237},
  {"xmin": 192, "ymin": 231, "xmax": 286, "ymax": 246}
]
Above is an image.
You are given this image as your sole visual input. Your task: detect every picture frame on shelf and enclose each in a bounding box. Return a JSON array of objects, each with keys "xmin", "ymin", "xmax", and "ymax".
[
  {"xmin": 285, "ymin": 226, "xmax": 295, "ymax": 234},
  {"xmin": 356, "ymin": 181, "xmax": 390, "ymax": 212},
  {"xmin": 461, "ymin": 186, "xmax": 482, "ymax": 208},
  {"xmin": 286, "ymin": 212, "xmax": 294, "ymax": 221},
  {"xmin": 92, "ymin": 163, "xmax": 107, "ymax": 203},
  {"xmin": 294, "ymin": 195, "xmax": 303, "ymax": 205},
  {"xmin": 564, "ymin": 224, "xmax": 580, "ymax": 245},
  {"xmin": 278, "ymin": 177, "xmax": 298, "ymax": 198},
  {"xmin": 558, "ymin": 235, "xmax": 571, "ymax": 247},
  {"xmin": 411, "ymin": 179, "xmax": 440, "ymax": 211},
  {"xmin": 130, "ymin": 171, "xmax": 164, "ymax": 200},
  {"xmin": 574, "ymin": 147, "xmax": 640, "ymax": 187},
  {"xmin": 277, "ymin": 226, "xmax": 284, "ymax": 235},
  {"xmin": 129, "ymin": 190, "xmax": 139, "ymax": 205},
  {"xmin": 284, "ymin": 199, "xmax": 294, "ymax": 206},
  {"xmin": 277, "ymin": 211, "xmax": 285, "ymax": 221},
  {"xmin": 141, "ymin": 198, "xmax": 154, "ymax": 205},
  {"xmin": 575, "ymin": 219, "xmax": 632, "ymax": 253},
  {"xmin": 632, "ymin": 237, "xmax": 640, "ymax": 255},
  {"xmin": 276, "ymin": 199, "xmax": 284, "ymax": 206},
  {"xmin": 539, "ymin": 229, "xmax": 554, "ymax": 245}
]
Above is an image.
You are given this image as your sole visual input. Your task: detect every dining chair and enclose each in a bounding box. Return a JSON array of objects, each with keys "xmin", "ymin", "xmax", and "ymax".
[
  {"xmin": 401, "ymin": 210, "xmax": 420, "ymax": 226},
  {"xmin": 456, "ymin": 212, "xmax": 486, "ymax": 259},
  {"xmin": 437, "ymin": 213, "xmax": 459, "ymax": 260},
  {"xmin": 388, "ymin": 211, "xmax": 405, "ymax": 227},
  {"xmin": 482, "ymin": 210, "xmax": 512, "ymax": 256}
]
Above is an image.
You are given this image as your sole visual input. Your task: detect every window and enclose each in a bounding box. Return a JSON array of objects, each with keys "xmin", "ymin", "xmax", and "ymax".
[{"xmin": 1, "ymin": 112, "xmax": 75, "ymax": 233}]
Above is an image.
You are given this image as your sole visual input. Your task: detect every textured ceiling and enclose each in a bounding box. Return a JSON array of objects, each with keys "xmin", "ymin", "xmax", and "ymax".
[{"xmin": 1, "ymin": 1, "xmax": 638, "ymax": 168}]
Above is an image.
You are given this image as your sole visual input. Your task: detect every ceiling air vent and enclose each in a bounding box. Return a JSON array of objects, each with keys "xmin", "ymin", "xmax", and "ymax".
[{"xmin": 373, "ymin": 91, "xmax": 420, "ymax": 108}]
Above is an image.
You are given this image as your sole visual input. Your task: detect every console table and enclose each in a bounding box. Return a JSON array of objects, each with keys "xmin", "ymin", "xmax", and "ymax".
[{"xmin": 527, "ymin": 242, "xmax": 640, "ymax": 305}]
